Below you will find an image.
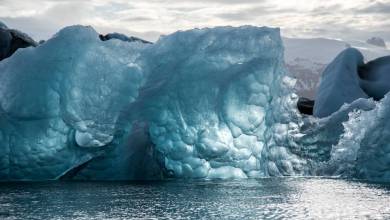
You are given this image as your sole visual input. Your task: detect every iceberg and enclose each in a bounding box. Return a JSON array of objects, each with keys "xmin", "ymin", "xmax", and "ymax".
[
  {"xmin": 313, "ymin": 48, "xmax": 368, "ymax": 118},
  {"xmin": 300, "ymin": 47, "xmax": 390, "ymax": 181},
  {"xmin": 313, "ymin": 47, "xmax": 390, "ymax": 118},
  {"xmin": 283, "ymin": 37, "xmax": 390, "ymax": 100},
  {"xmin": 312, "ymin": 95, "xmax": 390, "ymax": 182},
  {"xmin": 0, "ymin": 25, "xmax": 149, "ymax": 180},
  {"xmin": 0, "ymin": 25, "xmax": 308, "ymax": 180},
  {"xmin": 1, "ymin": 24, "xmax": 390, "ymax": 182},
  {"xmin": 0, "ymin": 23, "xmax": 37, "ymax": 61},
  {"xmin": 359, "ymin": 56, "xmax": 390, "ymax": 100}
]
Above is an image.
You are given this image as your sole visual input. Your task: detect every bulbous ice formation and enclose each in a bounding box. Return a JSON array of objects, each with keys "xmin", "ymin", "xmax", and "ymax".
[
  {"xmin": 0, "ymin": 25, "xmax": 149, "ymax": 180},
  {"xmin": 136, "ymin": 26, "xmax": 305, "ymax": 179}
]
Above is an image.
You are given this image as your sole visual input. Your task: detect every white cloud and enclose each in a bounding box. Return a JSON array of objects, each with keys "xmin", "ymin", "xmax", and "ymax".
[{"xmin": 0, "ymin": 0, "xmax": 389, "ymax": 42}]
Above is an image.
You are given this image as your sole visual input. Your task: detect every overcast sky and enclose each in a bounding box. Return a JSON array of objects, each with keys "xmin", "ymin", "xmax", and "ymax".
[{"xmin": 0, "ymin": 0, "xmax": 389, "ymax": 42}]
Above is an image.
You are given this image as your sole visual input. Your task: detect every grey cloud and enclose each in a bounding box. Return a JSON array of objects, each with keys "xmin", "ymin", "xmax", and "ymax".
[
  {"xmin": 216, "ymin": 5, "xmax": 295, "ymax": 21},
  {"xmin": 120, "ymin": 16, "xmax": 154, "ymax": 22},
  {"xmin": 1, "ymin": 15, "xmax": 162, "ymax": 42},
  {"xmin": 309, "ymin": 4, "xmax": 344, "ymax": 15},
  {"xmin": 0, "ymin": 0, "xmax": 389, "ymax": 44},
  {"xmin": 95, "ymin": 2, "xmax": 134, "ymax": 14},
  {"xmin": 358, "ymin": 2, "xmax": 390, "ymax": 14},
  {"xmin": 0, "ymin": 2, "xmax": 120, "ymax": 40},
  {"xmin": 0, "ymin": 16, "xmax": 58, "ymax": 40},
  {"xmin": 217, "ymin": 12, "xmax": 253, "ymax": 21},
  {"xmin": 148, "ymin": 0, "xmax": 266, "ymax": 5},
  {"xmin": 165, "ymin": 6, "xmax": 204, "ymax": 13}
]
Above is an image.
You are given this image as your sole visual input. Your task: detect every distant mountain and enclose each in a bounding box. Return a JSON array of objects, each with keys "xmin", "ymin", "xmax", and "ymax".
[
  {"xmin": 283, "ymin": 37, "xmax": 390, "ymax": 98},
  {"xmin": 99, "ymin": 32, "xmax": 152, "ymax": 44},
  {"xmin": 366, "ymin": 37, "xmax": 387, "ymax": 48}
]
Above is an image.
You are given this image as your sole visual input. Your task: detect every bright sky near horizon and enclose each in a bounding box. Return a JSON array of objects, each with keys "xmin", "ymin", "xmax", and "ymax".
[{"xmin": 0, "ymin": 0, "xmax": 389, "ymax": 42}]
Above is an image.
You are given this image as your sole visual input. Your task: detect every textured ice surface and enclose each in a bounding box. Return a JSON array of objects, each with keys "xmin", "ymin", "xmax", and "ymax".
[
  {"xmin": 137, "ymin": 27, "xmax": 305, "ymax": 179},
  {"xmin": 0, "ymin": 25, "xmax": 150, "ymax": 180},
  {"xmin": 1, "ymin": 25, "xmax": 390, "ymax": 182},
  {"xmin": 298, "ymin": 47, "xmax": 390, "ymax": 181},
  {"xmin": 312, "ymin": 96, "xmax": 390, "ymax": 182}
]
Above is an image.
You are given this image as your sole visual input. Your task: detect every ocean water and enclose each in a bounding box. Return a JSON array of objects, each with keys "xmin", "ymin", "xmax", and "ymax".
[{"xmin": 0, "ymin": 178, "xmax": 389, "ymax": 219}]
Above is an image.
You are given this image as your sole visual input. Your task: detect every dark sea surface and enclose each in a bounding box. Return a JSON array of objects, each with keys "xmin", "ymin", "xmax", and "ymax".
[{"xmin": 0, "ymin": 177, "xmax": 389, "ymax": 219}]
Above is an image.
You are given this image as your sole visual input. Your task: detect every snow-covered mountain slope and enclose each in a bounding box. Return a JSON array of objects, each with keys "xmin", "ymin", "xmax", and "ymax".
[{"xmin": 284, "ymin": 37, "xmax": 390, "ymax": 98}]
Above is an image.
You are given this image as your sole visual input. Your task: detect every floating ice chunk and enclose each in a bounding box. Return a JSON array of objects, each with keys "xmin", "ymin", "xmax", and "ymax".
[
  {"xmin": 208, "ymin": 166, "xmax": 248, "ymax": 179},
  {"xmin": 75, "ymin": 131, "xmax": 113, "ymax": 148}
]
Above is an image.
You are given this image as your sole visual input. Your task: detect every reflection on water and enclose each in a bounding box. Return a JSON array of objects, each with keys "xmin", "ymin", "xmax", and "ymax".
[{"xmin": 0, "ymin": 178, "xmax": 389, "ymax": 219}]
